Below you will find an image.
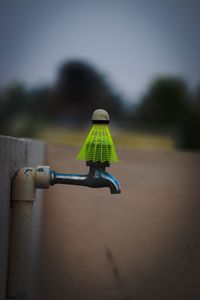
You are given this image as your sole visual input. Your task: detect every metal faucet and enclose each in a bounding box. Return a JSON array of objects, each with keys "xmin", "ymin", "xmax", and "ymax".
[
  {"xmin": 8, "ymin": 109, "xmax": 121, "ymax": 300},
  {"xmin": 50, "ymin": 162, "xmax": 121, "ymax": 194},
  {"xmin": 49, "ymin": 108, "xmax": 121, "ymax": 194}
]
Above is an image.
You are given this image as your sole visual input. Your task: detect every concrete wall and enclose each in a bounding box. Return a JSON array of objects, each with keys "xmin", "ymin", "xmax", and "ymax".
[{"xmin": 0, "ymin": 136, "xmax": 45, "ymax": 300}]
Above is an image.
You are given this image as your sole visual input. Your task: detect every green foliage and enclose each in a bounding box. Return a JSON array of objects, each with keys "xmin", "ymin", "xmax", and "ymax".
[
  {"xmin": 0, "ymin": 61, "xmax": 125, "ymax": 136},
  {"xmin": 136, "ymin": 77, "xmax": 190, "ymax": 129},
  {"xmin": 0, "ymin": 82, "xmax": 52, "ymax": 137},
  {"xmin": 134, "ymin": 76, "xmax": 200, "ymax": 150},
  {"xmin": 56, "ymin": 60, "xmax": 125, "ymax": 125},
  {"xmin": 178, "ymin": 107, "xmax": 200, "ymax": 150},
  {"xmin": 1, "ymin": 61, "xmax": 200, "ymax": 151}
]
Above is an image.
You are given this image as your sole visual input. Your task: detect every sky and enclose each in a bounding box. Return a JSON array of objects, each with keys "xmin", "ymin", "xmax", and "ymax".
[{"xmin": 0, "ymin": 0, "xmax": 200, "ymax": 101}]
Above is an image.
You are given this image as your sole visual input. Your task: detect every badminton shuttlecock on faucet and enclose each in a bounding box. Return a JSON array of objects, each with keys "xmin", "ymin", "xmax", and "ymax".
[{"xmin": 77, "ymin": 109, "xmax": 118, "ymax": 163}]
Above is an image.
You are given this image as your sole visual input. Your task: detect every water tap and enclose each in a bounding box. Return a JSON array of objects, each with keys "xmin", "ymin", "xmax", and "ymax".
[{"xmin": 50, "ymin": 109, "xmax": 121, "ymax": 194}]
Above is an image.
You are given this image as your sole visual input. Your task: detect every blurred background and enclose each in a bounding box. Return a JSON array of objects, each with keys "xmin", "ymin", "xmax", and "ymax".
[
  {"xmin": 1, "ymin": 0, "xmax": 200, "ymax": 150},
  {"xmin": 2, "ymin": 2, "xmax": 200, "ymax": 300}
]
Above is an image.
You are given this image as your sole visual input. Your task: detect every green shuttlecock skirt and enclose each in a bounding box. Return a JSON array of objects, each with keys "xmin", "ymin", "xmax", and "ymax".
[{"xmin": 77, "ymin": 125, "xmax": 118, "ymax": 163}]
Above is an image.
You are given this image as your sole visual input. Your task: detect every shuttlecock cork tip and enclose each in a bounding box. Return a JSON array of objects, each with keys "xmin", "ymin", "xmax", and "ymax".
[{"xmin": 92, "ymin": 109, "xmax": 110, "ymax": 124}]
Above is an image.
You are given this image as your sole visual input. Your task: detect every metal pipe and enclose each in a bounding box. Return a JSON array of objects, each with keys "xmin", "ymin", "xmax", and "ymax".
[
  {"xmin": 7, "ymin": 166, "xmax": 50, "ymax": 300},
  {"xmin": 50, "ymin": 165, "xmax": 121, "ymax": 194},
  {"xmin": 7, "ymin": 164, "xmax": 120, "ymax": 299}
]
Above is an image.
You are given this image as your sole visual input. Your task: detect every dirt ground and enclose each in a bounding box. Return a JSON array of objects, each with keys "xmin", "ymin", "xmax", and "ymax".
[{"xmin": 37, "ymin": 144, "xmax": 200, "ymax": 300}]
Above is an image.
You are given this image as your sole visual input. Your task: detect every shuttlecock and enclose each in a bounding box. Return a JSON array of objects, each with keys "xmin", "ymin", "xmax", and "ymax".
[{"xmin": 77, "ymin": 109, "xmax": 118, "ymax": 163}]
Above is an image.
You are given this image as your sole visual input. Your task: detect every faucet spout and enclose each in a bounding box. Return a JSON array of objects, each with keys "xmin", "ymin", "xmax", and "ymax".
[{"xmin": 50, "ymin": 165, "xmax": 121, "ymax": 194}]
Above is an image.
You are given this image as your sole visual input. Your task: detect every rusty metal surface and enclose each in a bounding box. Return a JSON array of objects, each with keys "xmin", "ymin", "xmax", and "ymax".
[
  {"xmin": 35, "ymin": 166, "xmax": 50, "ymax": 189},
  {"xmin": 12, "ymin": 168, "xmax": 36, "ymax": 202}
]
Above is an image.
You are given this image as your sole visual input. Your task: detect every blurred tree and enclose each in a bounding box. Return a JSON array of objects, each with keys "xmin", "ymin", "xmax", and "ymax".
[
  {"xmin": 0, "ymin": 60, "xmax": 126, "ymax": 136},
  {"xmin": 28, "ymin": 85, "xmax": 54, "ymax": 120},
  {"xmin": 0, "ymin": 90, "xmax": 6, "ymax": 131},
  {"xmin": 178, "ymin": 83, "xmax": 200, "ymax": 150},
  {"xmin": 0, "ymin": 83, "xmax": 54, "ymax": 136},
  {"xmin": 135, "ymin": 77, "xmax": 190, "ymax": 131},
  {"xmin": 0, "ymin": 83, "xmax": 27, "ymax": 134},
  {"xmin": 133, "ymin": 76, "xmax": 200, "ymax": 150},
  {"xmin": 55, "ymin": 60, "xmax": 124, "ymax": 126},
  {"xmin": 178, "ymin": 107, "xmax": 200, "ymax": 150},
  {"xmin": 193, "ymin": 83, "xmax": 200, "ymax": 110},
  {"xmin": 1, "ymin": 72, "xmax": 200, "ymax": 150}
]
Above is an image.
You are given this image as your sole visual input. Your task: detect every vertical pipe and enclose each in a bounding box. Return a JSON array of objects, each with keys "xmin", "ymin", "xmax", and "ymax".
[
  {"xmin": 6, "ymin": 167, "xmax": 35, "ymax": 300},
  {"xmin": 7, "ymin": 201, "xmax": 34, "ymax": 299},
  {"xmin": 6, "ymin": 166, "xmax": 50, "ymax": 300}
]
